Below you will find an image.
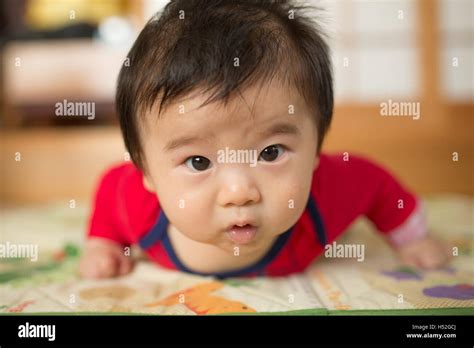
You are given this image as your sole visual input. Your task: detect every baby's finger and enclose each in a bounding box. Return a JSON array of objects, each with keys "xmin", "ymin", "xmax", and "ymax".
[
  {"xmin": 445, "ymin": 243, "xmax": 455, "ymax": 259},
  {"xmin": 119, "ymin": 257, "xmax": 134, "ymax": 276},
  {"xmin": 97, "ymin": 255, "xmax": 120, "ymax": 278},
  {"xmin": 418, "ymin": 254, "xmax": 442, "ymax": 269},
  {"xmin": 399, "ymin": 255, "xmax": 419, "ymax": 269},
  {"xmin": 79, "ymin": 255, "xmax": 99, "ymax": 279}
]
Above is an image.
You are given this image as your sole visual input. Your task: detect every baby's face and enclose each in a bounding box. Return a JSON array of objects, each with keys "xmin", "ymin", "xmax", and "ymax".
[{"xmin": 141, "ymin": 79, "xmax": 319, "ymax": 256}]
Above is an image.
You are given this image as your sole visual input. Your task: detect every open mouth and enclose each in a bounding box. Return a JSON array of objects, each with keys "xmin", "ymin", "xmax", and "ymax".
[{"xmin": 226, "ymin": 224, "xmax": 258, "ymax": 245}]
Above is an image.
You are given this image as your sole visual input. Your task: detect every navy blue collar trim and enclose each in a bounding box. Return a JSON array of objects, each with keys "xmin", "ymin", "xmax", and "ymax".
[
  {"xmin": 138, "ymin": 195, "xmax": 326, "ymax": 279},
  {"xmin": 162, "ymin": 222, "xmax": 293, "ymax": 279},
  {"xmin": 307, "ymin": 197, "xmax": 327, "ymax": 246},
  {"xmin": 138, "ymin": 211, "xmax": 168, "ymax": 250}
]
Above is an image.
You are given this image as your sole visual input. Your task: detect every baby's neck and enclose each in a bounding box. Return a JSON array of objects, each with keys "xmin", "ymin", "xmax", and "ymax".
[{"xmin": 167, "ymin": 224, "xmax": 277, "ymax": 275}]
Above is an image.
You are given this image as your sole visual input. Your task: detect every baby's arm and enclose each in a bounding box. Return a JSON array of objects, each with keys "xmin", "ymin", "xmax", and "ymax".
[
  {"xmin": 385, "ymin": 203, "xmax": 452, "ymax": 269},
  {"xmin": 394, "ymin": 235, "xmax": 452, "ymax": 269},
  {"xmin": 80, "ymin": 165, "xmax": 135, "ymax": 279},
  {"xmin": 357, "ymin": 157, "xmax": 452, "ymax": 269}
]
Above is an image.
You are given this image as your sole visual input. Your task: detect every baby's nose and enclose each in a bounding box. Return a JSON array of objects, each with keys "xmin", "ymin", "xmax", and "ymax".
[{"xmin": 217, "ymin": 174, "xmax": 261, "ymax": 207}]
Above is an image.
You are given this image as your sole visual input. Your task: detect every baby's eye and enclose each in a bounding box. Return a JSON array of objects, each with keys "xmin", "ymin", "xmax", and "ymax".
[
  {"xmin": 259, "ymin": 144, "xmax": 285, "ymax": 162},
  {"xmin": 184, "ymin": 156, "xmax": 212, "ymax": 171}
]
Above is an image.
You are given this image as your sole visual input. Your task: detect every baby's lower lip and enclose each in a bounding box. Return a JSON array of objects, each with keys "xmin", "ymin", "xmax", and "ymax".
[{"xmin": 226, "ymin": 225, "xmax": 257, "ymax": 244}]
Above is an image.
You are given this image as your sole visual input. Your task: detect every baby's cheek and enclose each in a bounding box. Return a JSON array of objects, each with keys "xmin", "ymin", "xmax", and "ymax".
[
  {"xmin": 264, "ymin": 182, "xmax": 308, "ymax": 233},
  {"xmin": 167, "ymin": 195, "xmax": 216, "ymax": 242}
]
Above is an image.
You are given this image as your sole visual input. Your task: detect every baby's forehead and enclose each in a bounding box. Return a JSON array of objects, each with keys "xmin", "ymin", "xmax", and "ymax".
[
  {"xmin": 140, "ymin": 83, "xmax": 314, "ymax": 151},
  {"xmin": 158, "ymin": 79, "xmax": 308, "ymax": 122}
]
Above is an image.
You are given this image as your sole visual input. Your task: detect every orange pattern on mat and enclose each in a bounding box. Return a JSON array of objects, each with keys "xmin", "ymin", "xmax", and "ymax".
[{"xmin": 146, "ymin": 281, "xmax": 255, "ymax": 315}]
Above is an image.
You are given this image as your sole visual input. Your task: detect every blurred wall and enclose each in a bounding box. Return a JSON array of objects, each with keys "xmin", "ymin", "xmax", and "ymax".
[{"xmin": 0, "ymin": 0, "xmax": 472, "ymax": 205}]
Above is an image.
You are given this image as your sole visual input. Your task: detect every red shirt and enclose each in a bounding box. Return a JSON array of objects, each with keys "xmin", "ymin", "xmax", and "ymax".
[{"xmin": 87, "ymin": 153, "xmax": 421, "ymax": 278}]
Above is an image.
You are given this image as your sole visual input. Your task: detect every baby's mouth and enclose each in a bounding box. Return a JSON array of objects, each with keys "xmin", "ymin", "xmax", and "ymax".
[{"xmin": 226, "ymin": 224, "xmax": 258, "ymax": 245}]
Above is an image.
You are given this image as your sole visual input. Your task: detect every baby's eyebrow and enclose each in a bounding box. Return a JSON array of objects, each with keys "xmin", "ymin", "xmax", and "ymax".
[
  {"xmin": 258, "ymin": 122, "xmax": 301, "ymax": 138},
  {"xmin": 163, "ymin": 122, "xmax": 300, "ymax": 152},
  {"xmin": 163, "ymin": 135, "xmax": 209, "ymax": 152}
]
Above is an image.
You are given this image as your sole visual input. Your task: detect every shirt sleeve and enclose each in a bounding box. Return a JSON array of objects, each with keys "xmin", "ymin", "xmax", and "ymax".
[
  {"xmin": 87, "ymin": 165, "xmax": 132, "ymax": 246},
  {"xmin": 361, "ymin": 157, "xmax": 428, "ymax": 245}
]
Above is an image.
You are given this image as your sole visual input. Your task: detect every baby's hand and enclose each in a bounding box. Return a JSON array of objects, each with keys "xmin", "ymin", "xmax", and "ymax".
[
  {"xmin": 79, "ymin": 238, "xmax": 134, "ymax": 279},
  {"xmin": 394, "ymin": 235, "xmax": 452, "ymax": 269}
]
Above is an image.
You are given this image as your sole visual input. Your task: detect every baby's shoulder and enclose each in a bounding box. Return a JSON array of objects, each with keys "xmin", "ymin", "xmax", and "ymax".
[
  {"xmin": 312, "ymin": 152, "xmax": 394, "ymax": 198},
  {"xmin": 95, "ymin": 162, "xmax": 157, "ymax": 210},
  {"xmin": 317, "ymin": 152, "xmax": 383, "ymax": 174},
  {"xmin": 94, "ymin": 162, "xmax": 159, "ymax": 238},
  {"xmin": 97, "ymin": 162, "xmax": 144, "ymax": 193}
]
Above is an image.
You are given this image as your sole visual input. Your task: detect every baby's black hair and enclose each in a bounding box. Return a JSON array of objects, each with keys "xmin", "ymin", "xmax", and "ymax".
[{"xmin": 116, "ymin": 0, "xmax": 333, "ymax": 171}]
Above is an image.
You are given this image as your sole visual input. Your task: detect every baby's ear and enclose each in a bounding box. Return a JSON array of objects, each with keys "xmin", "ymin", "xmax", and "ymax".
[{"xmin": 142, "ymin": 174, "xmax": 155, "ymax": 192}]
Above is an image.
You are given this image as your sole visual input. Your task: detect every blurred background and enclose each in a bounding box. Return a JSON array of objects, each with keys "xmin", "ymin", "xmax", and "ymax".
[{"xmin": 0, "ymin": 0, "xmax": 472, "ymax": 206}]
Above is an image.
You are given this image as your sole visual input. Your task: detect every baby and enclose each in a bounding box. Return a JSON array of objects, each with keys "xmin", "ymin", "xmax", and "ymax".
[{"xmin": 80, "ymin": 0, "xmax": 451, "ymax": 279}]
